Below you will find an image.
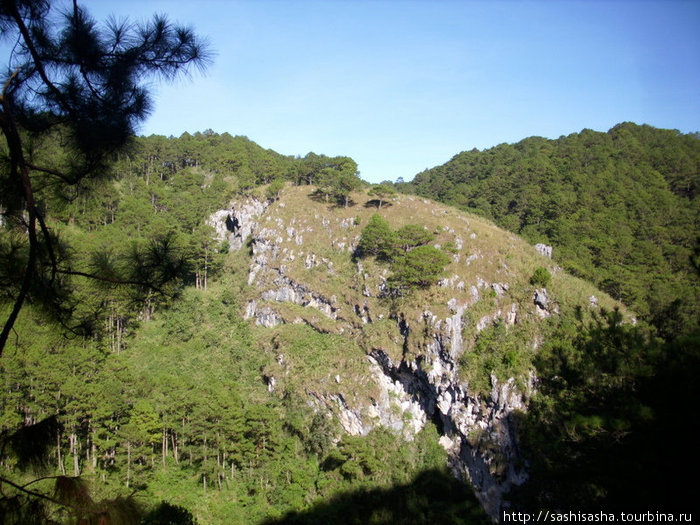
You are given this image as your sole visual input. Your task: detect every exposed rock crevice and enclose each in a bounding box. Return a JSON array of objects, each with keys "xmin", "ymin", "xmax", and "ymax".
[
  {"xmin": 208, "ymin": 197, "xmax": 269, "ymax": 251},
  {"xmin": 367, "ymin": 311, "xmax": 529, "ymax": 520},
  {"xmin": 210, "ymin": 196, "xmax": 529, "ymax": 520}
]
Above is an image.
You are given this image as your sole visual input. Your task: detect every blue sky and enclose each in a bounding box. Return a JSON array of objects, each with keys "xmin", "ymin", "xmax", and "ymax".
[{"xmin": 86, "ymin": 1, "xmax": 700, "ymax": 182}]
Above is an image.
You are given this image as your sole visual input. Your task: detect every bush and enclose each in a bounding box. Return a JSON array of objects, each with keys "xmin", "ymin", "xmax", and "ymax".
[
  {"xmin": 266, "ymin": 178, "xmax": 285, "ymax": 201},
  {"xmin": 357, "ymin": 214, "xmax": 395, "ymax": 258},
  {"xmin": 395, "ymin": 224, "xmax": 434, "ymax": 253},
  {"xmin": 530, "ymin": 267, "xmax": 552, "ymax": 288},
  {"xmin": 389, "ymin": 246, "xmax": 451, "ymax": 290}
]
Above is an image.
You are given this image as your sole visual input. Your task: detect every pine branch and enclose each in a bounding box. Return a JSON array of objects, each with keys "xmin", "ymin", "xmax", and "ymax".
[
  {"xmin": 0, "ymin": 89, "xmax": 39, "ymax": 358},
  {"xmin": 56, "ymin": 269, "xmax": 166, "ymax": 295},
  {"xmin": 0, "ymin": 475, "xmax": 92, "ymax": 514}
]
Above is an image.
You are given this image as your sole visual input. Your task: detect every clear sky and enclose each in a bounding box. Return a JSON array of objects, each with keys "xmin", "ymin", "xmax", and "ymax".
[{"xmin": 85, "ymin": 1, "xmax": 700, "ymax": 183}]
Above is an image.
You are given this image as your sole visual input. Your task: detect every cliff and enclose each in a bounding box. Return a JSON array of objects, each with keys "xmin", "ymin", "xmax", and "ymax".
[{"xmin": 209, "ymin": 185, "xmax": 626, "ymax": 518}]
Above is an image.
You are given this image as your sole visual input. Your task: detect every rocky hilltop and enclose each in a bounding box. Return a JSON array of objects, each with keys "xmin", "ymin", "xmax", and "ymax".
[{"xmin": 208, "ymin": 185, "xmax": 624, "ymax": 518}]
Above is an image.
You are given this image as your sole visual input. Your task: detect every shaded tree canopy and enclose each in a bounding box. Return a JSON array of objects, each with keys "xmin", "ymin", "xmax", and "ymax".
[
  {"xmin": 0, "ymin": 0, "xmax": 211, "ymax": 354},
  {"xmin": 368, "ymin": 182, "xmax": 395, "ymax": 209}
]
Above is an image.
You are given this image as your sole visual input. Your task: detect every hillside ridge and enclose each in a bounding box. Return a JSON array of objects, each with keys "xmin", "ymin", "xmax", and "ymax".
[
  {"xmin": 405, "ymin": 122, "xmax": 699, "ymax": 336},
  {"xmin": 208, "ymin": 184, "xmax": 626, "ymax": 517}
]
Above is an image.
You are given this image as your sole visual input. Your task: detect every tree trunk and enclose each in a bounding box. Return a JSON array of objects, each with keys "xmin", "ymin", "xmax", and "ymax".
[
  {"xmin": 91, "ymin": 433, "xmax": 97, "ymax": 471},
  {"xmin": 70, "ymin": 432, "xmax": 80, "ymax": 476},
  {"xmin": 171, "ymin": 432, "xmax": 179, "ymax": 464},
  {"xmin": 116, "ymin": 315, "xmax": 122, "ymax": 354},
  {"xmin": 204, "ymin": 248, "xmax": 208, "ymax": 291},
  {"xmin": 0, "ymin": 89, "xmax": 41, "ymax": 356},
  {"xmin": 57, "ymin": 429, "xmax": 65, "ymax": 475},
  {"xmin": 126, "ymin": 441, "xmax": 131, "ymax": 488}
]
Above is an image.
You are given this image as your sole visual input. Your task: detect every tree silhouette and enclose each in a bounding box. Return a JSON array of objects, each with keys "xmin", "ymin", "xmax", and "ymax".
[
  {"xmin": 0, "ymin": 1, "xmax": 210, "ymax": 520},
  {"xmin": 0, "ymin": 0, "xmax": 211, "ymax": 355}
]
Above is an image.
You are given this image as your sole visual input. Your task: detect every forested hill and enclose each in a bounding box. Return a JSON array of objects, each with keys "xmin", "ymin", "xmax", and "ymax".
[
  {"xmin": 2, "ymin": 121, "xmax": 699, "ymax": 522},
  {"xmin": 43, "ymin": 129, "xmax": 361, "ymax": 238},
  {"xmin": 405, "ymin": 122, "xmax": 700, "ymax": 336}
]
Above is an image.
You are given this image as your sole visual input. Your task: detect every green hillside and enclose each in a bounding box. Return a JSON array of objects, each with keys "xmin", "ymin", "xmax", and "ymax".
[
  {"xmin": 406, "ymin": 123, "xmax": 700, "ymax": 337},
  {"xmin": 2, "ymin": 129, "xmax": 699, "ymax": 522},
  {"xmin": 2, "ymin": 1, "xmax": 698, "ymax": 520},
  {"xmin": 0, "ymin": 130, "xmax": 493, "ymax": 523}
]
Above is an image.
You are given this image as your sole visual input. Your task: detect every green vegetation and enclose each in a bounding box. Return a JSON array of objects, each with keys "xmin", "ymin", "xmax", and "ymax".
[
  {"xmin": 310, "ymin": 156, "xmax": 363, "ymax": 207},
  {"xmin": 356, "ymin": 214, "xmax": 450, "ymax": 292},
  {"xmin": 388, "ymin": 246, "xmax": 451, "ymax": 291},
  {"xmin": 407, "ymin": 123, "xmax": 700, "ymax": 337},
  {"xmin": 356, "ymin": 214, "xmax": 395, "ymax": 258},
  {"xmin": 263, "ymin": 467, "xmax": 489, "ymax": 525},
  {"xmin": 265, "ymin": 178, "xmax": 286, "ymax": 201},
  {"xmin": 0, "ymin": 278, "xmax": 487, "ymax": 523},
  {"xmin": 512, "ymin": 310, "xmax": 700, "ymax": 511},
  {"xmin": 529, "ymin": 267, "xmax": 551, "ymax": 288},
  {"xmin": 367, "ymin": 183, "xmax": 396, "ymax": 209},
  {"xmin": 0, "ymin": 0, "xmax": 211, "ymax": 355},
  {"xmin": 0, "ymin": 12, "xmax": 475, "ymax": 517},
  {"xmin": 403, "ymin": 124, "xmax": 700, "ymax": 510},
  {"xmin": 1, "ymin": 3, "xmax": 695, "ymax": 518},
  {"xmin": 459, "ymin": 319, "xmax": 532, "ymax": 394},
  {"xmin": 395, "ymin": 224, "xmax": 435, "ymax": 254}
]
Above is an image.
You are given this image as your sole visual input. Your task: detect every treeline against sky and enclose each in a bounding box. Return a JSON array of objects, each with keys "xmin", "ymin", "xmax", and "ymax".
[{"xmin": 405, "ymin": 122, "xmax": 699, "ymax": 339}]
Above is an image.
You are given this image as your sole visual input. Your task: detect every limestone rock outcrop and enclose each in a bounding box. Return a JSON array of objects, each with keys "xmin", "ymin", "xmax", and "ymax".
[
  {"xmin": 535, "ymin": 243, "xmax": 553, "ymax": 258},
  {"xmin": 207, "ymin": 192, "xmax": 609, "ymax": 521},
  {"xmin": 208, "ymin": 197, "xmax": 268, "ymax": 251}
]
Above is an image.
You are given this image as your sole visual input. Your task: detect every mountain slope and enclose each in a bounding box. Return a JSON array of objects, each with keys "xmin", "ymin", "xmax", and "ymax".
[
  {"xmin": 406, "ymin": 122, "xmax": 700, "ymax": 336},
  {"xmin": 208, "ymin": 184, "xmax": 627, "ymax": 517},
  {"xmin": 2, "ymin": 127, "xmax": 690, "ymax": 523}
]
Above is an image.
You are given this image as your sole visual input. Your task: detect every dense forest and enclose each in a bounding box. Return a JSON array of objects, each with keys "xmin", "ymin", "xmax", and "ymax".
[
  {"xmin": 406, "ymin": 123, "xmax": 700, "ymax": 339},
  {"xmin": 2, "ymin": 130, "xmax": 491, "ymax": 523}
]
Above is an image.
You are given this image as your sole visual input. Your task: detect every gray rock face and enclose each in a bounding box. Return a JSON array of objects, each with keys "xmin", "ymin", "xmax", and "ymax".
[
  {"xmin": 218, "ymin": 195, "xmax": 531, "ymax": 520},
  {"xmin": 208, "ymin": 198, "xmax": 269, "ymax": 251},
  {"xmin": 237, "ymin": 212, "xmax": 339, "ymax": 322},
  {"xmin": 535, "ymin": 243, "xmax": 553, "ymax": 258},
  {"xmin": 310, "ymin": 392, "xmax": 366, "ymax": 436},
  {"xmin": 366, "ymin": 357, "xmax": 427, "ymax": 438},
  {"xmin": 534, "ymin": 288, "xmax": 549, "ymax": 311},
  {"xmin": 368, "ymin": 310, "xmax": 529, "ymax": 519},
  {"xmin": 248, "ymin": 303, "xmax": 281, "ymax": 327}
]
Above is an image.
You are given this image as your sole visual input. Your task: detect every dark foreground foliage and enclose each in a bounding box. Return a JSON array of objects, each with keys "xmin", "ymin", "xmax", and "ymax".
[
  {"xmin": 261, "ymin": 468, "xmax": 489, "ymax": 525},
  {"xmin": 512, "ymin": 310, "xmax": 700, "ymax": 512}
]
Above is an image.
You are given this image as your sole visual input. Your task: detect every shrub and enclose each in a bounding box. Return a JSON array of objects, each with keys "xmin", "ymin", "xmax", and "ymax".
[
  {"xmin": 389, "ymin": 246, "xmax": 451, "ymax": 290},
  {"xmin": 357, "ymin": 214, "xmax": 395, "ymax": 258},
  {"xmin": 442, "ymin": 241, "xmax": 459, "ymax": 254},
  {"xmin": 395, "ymin": 224, "xmax": 434, "ymax": 252},
  {"xmin": 265, "ymin": 178, "xmax": 285, "ymax": 201},
  {"xmin": 530, "ymin": 267, "xmax": 552, "ymax": 288}
]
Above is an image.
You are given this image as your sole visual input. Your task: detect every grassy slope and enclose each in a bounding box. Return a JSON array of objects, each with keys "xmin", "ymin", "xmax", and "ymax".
[{"xmin": 244, "ymin": 184, "xmax": 626, "ymax": 400}]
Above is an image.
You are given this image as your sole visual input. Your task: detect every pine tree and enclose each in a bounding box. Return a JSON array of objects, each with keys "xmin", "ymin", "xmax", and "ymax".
[
  {"xmin": 0, "ymin": 0, "xmax": 211, "ymax": 355},
  {"xmin": 0, "ymin": 1, "xmax": 210, "ymax": 520},
  {"xmin": 356, "ymin": 214, "xmax": 395, "ymax": 258}
]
